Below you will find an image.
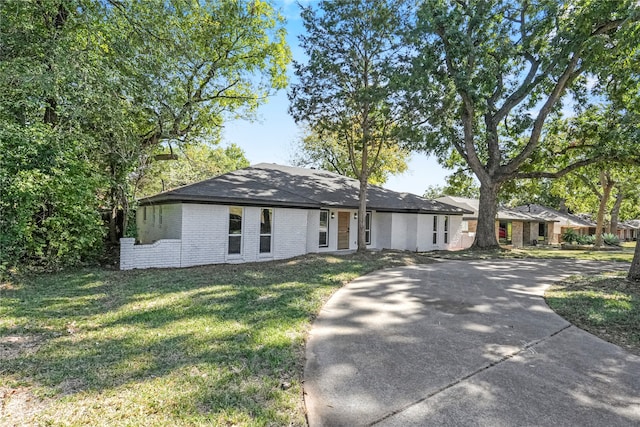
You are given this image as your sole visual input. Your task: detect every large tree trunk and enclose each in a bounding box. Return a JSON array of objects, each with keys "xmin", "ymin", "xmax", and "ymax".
[
  {"xmin": 109, "ymin": 187, "xmax": 119, "ymax": 244},
  {"xmin": 629, "ymin": 240, "xmax": 640, "ymax": 282},
  {"xmin": 594, "ymin": 171, "xmax": 614, "ymax": 247},
  {"xmin": 471, "ymin": 181, "xmax": 501, "ymax": 249},
  {"xmin": 609, "ymin": 190, "xmax": 623, "ymax": 235}
]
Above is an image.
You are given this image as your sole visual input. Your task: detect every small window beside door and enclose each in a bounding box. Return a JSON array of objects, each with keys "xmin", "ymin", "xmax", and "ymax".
[
  {"xmin": 228, "ymin": 207, "xmax": 243, "ymax": 255},
  {"xmin": 260, "ymin": 208, "xmax": 273, "ymax": 253},
  {"xmin": 365, "ymin": 211, "xmax": 372, "ymax": 245},
  {"xmin": 319, "ymin": 210, "xmax": 329, "ymax": 247},
  {"xmin": 444, "ymin": 216, "xmax": 449, "ymax": 244}
]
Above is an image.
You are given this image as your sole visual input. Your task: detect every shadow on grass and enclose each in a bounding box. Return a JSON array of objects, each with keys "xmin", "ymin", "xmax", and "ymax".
[
  {"xmin": 0, "ymin": 251, "xmax": 432, "ymax": 424},
  {"xmin": 545, "ymin": 274, "xmax": 640, "ymax": 356}
]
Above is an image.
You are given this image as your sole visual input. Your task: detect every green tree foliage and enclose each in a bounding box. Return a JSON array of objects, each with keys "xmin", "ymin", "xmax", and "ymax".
[
  {"xmin": 423, "ymin": 171, "xmax": 480, "ymax": 199},
  {"xmin": 0, "ymin": 124, "xmax": 105, "ymax": 270},
  {"xmin": 405, "ymin": 0, "xmax": 639, "ymax": 249},
  {"xmin": 289, "ymin": 0, "xmax": 414, "ymax": 251},
  {"xmin": 134, "ymin": 144, "xmax": 250, "ymax": 198},
  {"xmin": 292, "ymin": 129, "xmax": 409, "ymax": 185},
  {"xmin": 0, "ymin": 0, "xmax": 289, "ymax": 271}
]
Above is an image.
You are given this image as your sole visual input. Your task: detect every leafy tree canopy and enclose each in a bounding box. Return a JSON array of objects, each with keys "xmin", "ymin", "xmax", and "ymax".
[
  {"xmin": 403, "ymin": 0, "xmax": 640, "ymax": 249},
  {"xmin": 291, "ymin": 129, "xmax": 410, "ymax": 185},
  {"xmin": 0, "ymin": 0, "xmax": 290, "ymax": 271},
  {"xmin": 134, "ymin": 143, "xmax": 250, "ymax": 198},
  {"xmin": 289, "ymin": 0, "xmax": 415, "ymax": 251}
]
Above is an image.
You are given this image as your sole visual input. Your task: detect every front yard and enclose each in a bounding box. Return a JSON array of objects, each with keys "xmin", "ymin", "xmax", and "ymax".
[
  {"xmin": 1, "ymin": 244, "xmax": 637, "ymax": 425},
  {"xmin": 0, "ymin": 251, "xmax": 433, "ymax": 426}
]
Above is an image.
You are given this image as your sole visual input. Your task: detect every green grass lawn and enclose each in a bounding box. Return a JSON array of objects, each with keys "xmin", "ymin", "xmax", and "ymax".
[
  {"xmin": 0, "ymin": 251, "xmax": 433, "ymax": 426},
  {"xmin": 2, "ymin": 245, "xmax": 637, "ymax": 425},
  {"xmin": 432, "ymin": 241, "xmax": 636, "ymax": 263},
  {"xmin": 545, "ymin": 272, "xmax": 640, "ymax": 356}
]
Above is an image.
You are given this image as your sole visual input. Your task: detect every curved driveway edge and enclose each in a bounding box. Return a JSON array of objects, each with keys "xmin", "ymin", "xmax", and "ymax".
[{"xmin": 304, "ymin": 259, "xmax": 640, "ymax": 426}]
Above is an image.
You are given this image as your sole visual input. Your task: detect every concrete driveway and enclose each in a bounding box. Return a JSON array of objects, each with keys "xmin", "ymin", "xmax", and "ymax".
[{"xmin": 304, "ymin": 259, "xmax": 640, "ymax": 426}]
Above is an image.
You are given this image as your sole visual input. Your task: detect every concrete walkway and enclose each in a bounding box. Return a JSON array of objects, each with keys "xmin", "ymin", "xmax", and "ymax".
[{"xmin": 304, "ymin": 259, "xmax": 640, "ymax": 426}]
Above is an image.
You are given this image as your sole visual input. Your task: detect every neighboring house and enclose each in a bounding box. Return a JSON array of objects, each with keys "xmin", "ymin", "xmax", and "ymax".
[
  {"xmin": 436, "ymin": 197, "xmax": 555, "ymax": 248},
  {"xmin": 513, "ymin": 204, "xmax": 596, "ymax": 244},
  {"xmin": 120, "ymin": 163, "xmax": 471, "ymax": 270},
  {"xmin": 620, "ymin": 220, "xmax": 640, "ymax": 241}
]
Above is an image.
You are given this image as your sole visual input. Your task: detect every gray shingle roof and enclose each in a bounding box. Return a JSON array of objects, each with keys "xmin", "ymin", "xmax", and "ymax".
[
  {"xmin": 436, "ymin": 196, "xmax": 552, "ymax": 222},
  {"xmin": 139, "ymin": 163, "xmax": 470, "ymax": 215},
  {"xmin": 513, "ymin": 204, "xmax": 595, "ymax": 227},
  {"xmin": 622, "ymin": 219, "xmax": 640, "ymax": 229}
]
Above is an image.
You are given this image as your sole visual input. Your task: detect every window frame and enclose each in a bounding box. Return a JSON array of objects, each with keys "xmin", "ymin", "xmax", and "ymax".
[
  {"xmin": 143, "ymin": 206, "xmax": 147, "ymax": 222},
  {"xmin": 259, "ymin": 208, "xmax": 273, "ymax": 254},
  {"xmin": 499, "ymin": 220, "xmax": 512, "ymax": 244},
  {"xmin": 365, "ymin": 211, "xmax": 372, "ymax": 245},
  {"xmin": 228, "ymin": 206, "xmax": 243, "ymax": 255},
  {"xmin": 444, "ymin": 215, "xmax": 449, "ymax": 244},
  {"xmin": 432, "ymin": 215, "xmax": 438, "ymax": 245},
  {"xmin": 319, "ymin": 209, "xmax": 329, "ymax": 247}
]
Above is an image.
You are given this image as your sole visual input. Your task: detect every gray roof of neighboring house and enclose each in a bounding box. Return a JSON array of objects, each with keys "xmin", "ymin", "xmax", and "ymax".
[
  {"xmin": 435, "ymin": 196, "xmax": 551, "ymax": 222},
  {"xmin": 139, "ymin": 163, "xmax": 471, "ymax": 215},
  {"xmin": 622, "ymin": 219, "xmax": 640, "ymax": 229},
  {"xmin": 513, "ymin": 204, "xmax": 595, "ymax": 227}
]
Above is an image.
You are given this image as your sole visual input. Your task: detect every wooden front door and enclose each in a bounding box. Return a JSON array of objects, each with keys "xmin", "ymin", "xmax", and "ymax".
[{"xmin": 337, "ymin": 212, "xmax": 350, "ymax": 250}]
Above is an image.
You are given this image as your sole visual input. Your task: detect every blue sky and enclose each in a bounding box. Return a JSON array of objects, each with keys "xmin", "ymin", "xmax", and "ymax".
[{"xmin": 221, "ymin": 0, "xmax": 449, "ymax": 196}]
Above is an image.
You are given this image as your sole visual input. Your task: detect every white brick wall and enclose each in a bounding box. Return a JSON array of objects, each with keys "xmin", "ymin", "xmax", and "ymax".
[
  {"xmin": 180, "ymin": 204, "xmax": 227, "ymax": 267},
  {"xmin": 120, "ymin": 238, "xmax": 181, "ymax": 270},
  {"xmin": 416, "ymin": 214, "xmax": 431, "ymax": 251},
  {"xmin": 180, "ymin": 204, "xmax": 310, "ymax": 266},
  {"xmin": 273, "ymin": 208, "xmax": 308, "ymax": 260},
  {"xmin": 375, "ymin": 212, "xmax": 393, "ymax": 249},
  {"xmin": 390, "ymin": 213, "xmax": 408, "ymax": 250},
  {"xmin": 306, "ymin": 210, "xmax": 321, "ymax": 253},
  {"xmin": 447, "ymin": 215, "xmax": 464, "ymax": 250},
  {"xmin": 122, "ymin": 202, "xmax": 468, "ymax": 270}
]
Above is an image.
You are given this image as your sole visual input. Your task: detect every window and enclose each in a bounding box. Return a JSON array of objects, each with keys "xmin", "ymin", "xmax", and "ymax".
[
  {"xmin": 159, "ymin": 206, "xmax": 163, "ymax": 225},
  {"xmin": 143, "ymin": 206, "xmax": 147, "ymax": 222},
  {"xmin": 444, "ymin": 215, "xmax": 449, "ymax": 244},
  {"xmin": 319, "ymin": 210, "xmax": 329, "ymax": 247},
  {"xmin": 228, "ymin": 207, "xmax": 243, "ymax": 255},
  {"xmin": 432, "ymin": 216, "xmax": 438, "ymax": 244},
  {"xmin": 152, "ymin": 206, "xmax": 156, "ymax": 226},
  {"xmin": 260, "ymin": 208, "xmax": 273, "ymax": 253},
  {"xmin": 365, "ymin": 211, "xmax": 372, "ymax": 245},
  {"xmin": 499, "ymin": 221, "xmax": 512, "ymax": 244}
]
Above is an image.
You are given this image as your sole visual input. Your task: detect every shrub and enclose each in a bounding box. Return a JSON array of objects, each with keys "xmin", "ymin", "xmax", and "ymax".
[
  {"xmin": 562, "ymin": 228, "xmax": 579, "ymax": 244},
  {"xmin": 575, "ymin": 234, "xmax": 596, "ymax": 245},
  {"xmin": 602, "ymin": 233, "xmax": 620, "ymax": 246},
  {"xmin": 0, "ymin": 124, "xmax": 105, "ymax": 272}
]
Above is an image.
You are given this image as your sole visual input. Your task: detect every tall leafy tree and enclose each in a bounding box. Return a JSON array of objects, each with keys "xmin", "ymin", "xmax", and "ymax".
[
  {"xmin": 0, "ymin": 0, "xmax": 108, "ymax": 269},
  {"xmin": 405, "ymin": 0, "xmax": 639, "ymax": 249},
  {"xmin": 134, "ymin": 143, "xmax": 250, "ymax": 198},
  {"xmin": 97, "ymin": 0, "xmax": 290, "ymax": 242},
  {"xmin": 0, "ymin": 0, "xmax": 290, "ymax": 270},
  {"xmin": 291, "ymin": 129, "xmax": 410, "ymax": 185},
  {"xmin": 289, "ymin": 0, "xmax": 414, "ymax": 251}
]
